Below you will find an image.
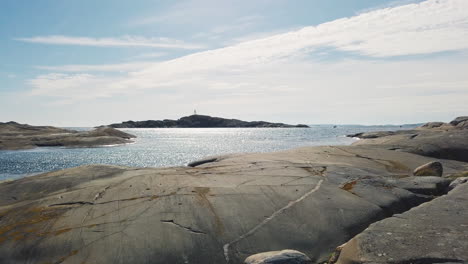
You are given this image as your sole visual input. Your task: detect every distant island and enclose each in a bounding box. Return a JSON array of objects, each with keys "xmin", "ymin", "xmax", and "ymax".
[{"xmin": 106, "ymin": 114, "xmax": 309, "ymax": 128}]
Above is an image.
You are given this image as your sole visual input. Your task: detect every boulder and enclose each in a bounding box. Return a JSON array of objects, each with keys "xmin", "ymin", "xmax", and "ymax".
[
  {"xmin": 244, "ymin": 250, "xmax": 312, "ymax": 264},
  {"xmin": 413, "ymin": 161, "xmax": 443, "ymax": 176}
]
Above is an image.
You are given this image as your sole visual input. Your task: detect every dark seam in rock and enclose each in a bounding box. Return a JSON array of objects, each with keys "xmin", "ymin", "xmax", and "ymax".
[
  {"xmin": 94, "ymin": 185, "xmax": 110, "ymax": 201},
  {"xmin": 160, "ymin": 220, "xmax": 206, "ymax": 234},
  {"xmin": 49, "ymin": 201, "xmax": 95, "ymax": 207}
]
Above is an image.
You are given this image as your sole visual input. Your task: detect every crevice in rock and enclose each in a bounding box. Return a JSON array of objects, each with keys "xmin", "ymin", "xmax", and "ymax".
[
  {"xmin": 49, "ymin": 201, "xmax": 94, "ymax": 207},
  {"xmin": 160, "ymin": 219, "xmax": 206, "ymax": 235},
  {"xmin": 187, "ymin": 158, "xmax": 218, "ymax": 167},
  {"xmin": 94, "ymin": 185, "xmax": 110, "ymax": 201}
]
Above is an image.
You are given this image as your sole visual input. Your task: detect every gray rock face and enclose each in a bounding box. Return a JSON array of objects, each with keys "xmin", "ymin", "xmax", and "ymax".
[
  {"xmin": 0, "ymin": 146, "xmax": 467, "ymax": 264},
  {"xmin": 450, "ymin": 116, "xmax": 468, "ymax": 126},
  {"xmin": 244, "ymin": 250, "xmax": 312, "ymax": 264},
  {"xmin": 352, "ymin": 128, "xmax": 468, "ymax": 162},
  {"xmin": 448, "ymin": 177, "xmax": 468, "ymax": 191},
  {"xmin": 413, "ymin": 161, "xmax": 443, "ymax": 176},
  {"xmin": 389, "ymin": 176, "xmax": 451, "ymax": 195},
  {"xmin": 335, "ymin": 182, "xmax": 468, "ymax": 264},
  {"xmin": 0, "ymin": 122, "xmax": 135, "ymax": 150},
  {"xmin": 349, "ymin": 116, "xmax": 468, "ymax": 162},
  {"xmin": 418, "ymin": 121, "xmax": 445, "ymax": 129},
  {"xmin": 457, "ymin": 120, "xmax": 468, "ymax": 129}
]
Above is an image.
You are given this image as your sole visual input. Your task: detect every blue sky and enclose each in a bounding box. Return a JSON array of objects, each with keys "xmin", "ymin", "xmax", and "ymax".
[{"xmin": 1, "ymin": 0, "xmax": 467, "ymax": 126}]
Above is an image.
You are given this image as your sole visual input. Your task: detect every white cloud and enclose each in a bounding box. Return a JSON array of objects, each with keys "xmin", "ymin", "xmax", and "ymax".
[
  {"xmin": 16, "ymin": 35, "xmax": 205, "ymax": 49},
  {"xmin": 27, "ymin": 0, "xmax": 468, "ymax": 123}
]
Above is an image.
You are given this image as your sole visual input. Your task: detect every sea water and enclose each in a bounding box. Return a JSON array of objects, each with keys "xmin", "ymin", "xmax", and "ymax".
[{"xmin": 0, "ymin": 125, "xmax": 416, "ymax": 180}]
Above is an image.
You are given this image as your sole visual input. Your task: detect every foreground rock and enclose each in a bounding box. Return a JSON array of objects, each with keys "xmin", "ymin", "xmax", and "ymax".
[
  {"xmin": 350, "ymin": 116, "xmax": 468, "ymax": 162},
  {"xmin": 244, "ymin": 250, "xmax": 312, "ymax": 264},
  {"xmin": 107, "ymin": 114, "xmax": 309, "ymax": 128},
  {"xmin": 0, "ymin": 145, "xmax": 467, "ymax": 263},
  {"xmin": 0, "ymin": 122, "xmax": 135, "ymax": 150},
  {"xmin": 335, "ymin": 182, "xmax": 468, "ymax": 264}
]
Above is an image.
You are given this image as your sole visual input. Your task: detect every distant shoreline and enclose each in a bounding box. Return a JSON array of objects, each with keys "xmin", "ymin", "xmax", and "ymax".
[{"xmin": 105, "ymin": 114, "xmax": 309, "ymax": 128}]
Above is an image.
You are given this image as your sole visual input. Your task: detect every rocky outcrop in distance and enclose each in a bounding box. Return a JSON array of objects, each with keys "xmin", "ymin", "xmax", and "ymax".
[
  {"xmin": 107, "ymin": 114, "xmax": 309, "ymax": 128},
  {"xmin": 0, "ymin": 122, "xmax": 135, "ymax": 150},
  {"xmin": 348, "ymin": 116, "xmax": 468, "ymax": 162}
]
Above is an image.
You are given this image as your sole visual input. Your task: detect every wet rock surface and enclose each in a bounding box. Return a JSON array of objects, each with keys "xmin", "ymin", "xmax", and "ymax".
[
  {"xmin": 0, "ymin": 145, "xmax": 467, "ymax": 264},
  {"xmin": 335, "ymin": 182, "xmax": 468, "ymax": 264},
  {"xmin": 0, "ymin": 122, "xmax": 135, "ymax": 150}
]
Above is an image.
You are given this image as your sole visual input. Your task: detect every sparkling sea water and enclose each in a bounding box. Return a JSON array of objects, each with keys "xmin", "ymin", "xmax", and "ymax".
[{"xmin": 0, "ymin": 125, "xmax": 416, "ymax": 180}]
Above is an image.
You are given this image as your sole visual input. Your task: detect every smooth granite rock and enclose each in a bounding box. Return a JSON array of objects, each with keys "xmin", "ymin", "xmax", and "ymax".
[
  {"xmin": 448, "ymin": 177, "xmax": 468, "ymax": 191},
  {"xmin": 418, "ymin": 122, "xmax": 445, "ymax": 129},
  {"xmin": 351, "ymin": 126, "xmax": 468, "ymax": 162},
  {"xmin": 244, "ymin": 250, "xmax": 312, "ymax": 264},
  {"xmin": 388, "ymin": 176, "xmax": 451, "ymax": 195},
  {"xmin": 450, "ymin": 116, "xmax": 468, "ymax": 126},
  {"xmin": 0, "ymin": 122, "xmax": 135, "ymax": 150},
  {"xmin": 335, "ymin": 182, "xmax": 468, "ymax": 264},
  {"xmin": 456, "ymin": 120, "xmax": 468, "ymax": 129},
  {"xmin": 0, "ymin": 146, "xmax": 467, "ymax": 264},
  {"xmin": 413, "ymin": 161, "xmax": 443, "ymax": 176}
]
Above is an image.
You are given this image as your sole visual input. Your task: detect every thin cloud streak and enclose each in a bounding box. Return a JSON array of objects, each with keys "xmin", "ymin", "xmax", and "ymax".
[
  {"xmin": 129, "ymin": 52, "xmax": 167, "ymax": 60},
  {"xmin": 16, "ymin": 35, "xmax": 205, "ymax": 49},
  {"xmin": 35, "ymin": 62, "xmax": 157, "ymax": 73}
]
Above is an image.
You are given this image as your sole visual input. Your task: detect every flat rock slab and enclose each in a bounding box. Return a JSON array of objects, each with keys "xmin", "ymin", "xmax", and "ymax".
[
  {"xmin": 0, "ymin": 146, "xmax": 467, "ymax": 264},
  {"xmin": 352, "ymin": 129, "xmax": 468, "ymax": 162},
  {"xmin": 336, "ymin": 183, "xmax": 468, "ymax": 264}
]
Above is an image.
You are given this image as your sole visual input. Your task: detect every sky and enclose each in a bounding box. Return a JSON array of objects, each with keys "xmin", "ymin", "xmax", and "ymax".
[{"xmin": 1, "ymin": 0, "xmax": 467, "ymax": 126}]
